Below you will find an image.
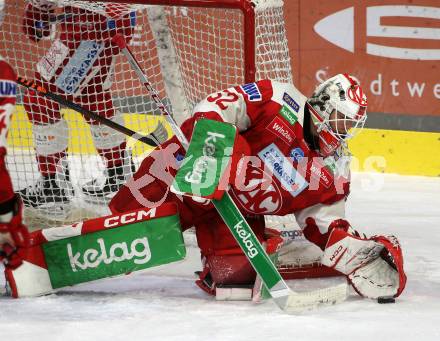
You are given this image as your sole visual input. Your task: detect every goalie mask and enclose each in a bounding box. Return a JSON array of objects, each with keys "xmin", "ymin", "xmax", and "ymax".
[{"xmin": 306, "ymin": 74, "xmax": 367, "ymax": 156}]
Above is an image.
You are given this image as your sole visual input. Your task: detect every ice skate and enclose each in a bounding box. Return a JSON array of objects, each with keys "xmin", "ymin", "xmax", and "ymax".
[{"xmin": 18, "ymin": 170, "xmax": 73, "ymax": 219}]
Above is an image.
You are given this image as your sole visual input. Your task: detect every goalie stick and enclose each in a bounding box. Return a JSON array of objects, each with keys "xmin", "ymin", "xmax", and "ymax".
[
  {"xmin": 111, "ymin": 33, "xmax": 349, "ymax": 313},
  {"xmin": 16, "ymin": 77, "xmax": 167, "ymax": 147}
]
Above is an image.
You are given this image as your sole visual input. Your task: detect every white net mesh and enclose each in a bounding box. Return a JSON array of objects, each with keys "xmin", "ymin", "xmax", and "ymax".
[{"xmin": 1, "ymin": 0, "xmax": 292, "ymax": 229}]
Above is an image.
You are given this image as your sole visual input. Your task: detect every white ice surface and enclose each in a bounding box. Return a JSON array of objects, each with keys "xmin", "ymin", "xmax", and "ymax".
[{"xmin": 1, "ymin": 173, "xmax": 439, "ymax": 341}]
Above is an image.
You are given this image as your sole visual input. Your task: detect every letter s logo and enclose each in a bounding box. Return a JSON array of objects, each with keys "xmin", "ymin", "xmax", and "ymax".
[{"xmin": 314, "ymin": 5, "xmax": 440, "ymax": 60}]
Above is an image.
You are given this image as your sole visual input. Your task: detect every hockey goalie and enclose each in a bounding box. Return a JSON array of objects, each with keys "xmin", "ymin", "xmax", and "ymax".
[
  {"xmin": 110, "ymin": 74, "xmax": 407, "ymax": 301},
  {"xmin": 18, "ymin": 0, "xmax": 137, "ymax": 213}
]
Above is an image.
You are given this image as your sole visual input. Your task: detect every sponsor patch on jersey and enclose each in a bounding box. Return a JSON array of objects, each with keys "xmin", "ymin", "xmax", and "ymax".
[
  {"xmin": 37, "ymin": 39, "xmax": 70, "ymax": 82},
  {"xmin": 240, "ymin": 82, "xmax": 262, "ymax": 102},
  {"xmin": 258, "ymin": 143, "xmax": 308, "ymax": 197},
  {"xmin": 323, "ymin": 155, "xmax": 337, "ymax": 175},
  {"xmin": 282, "ymin": 92, "xmax": 300, "ymax": 113},
  {"xmin": 0, "ymin": 80, "xmax": 16, "ymax": 98},
  {"xmin": 55, "ymin": 41, "xmax": 104, "ymax": 95},
  {"xmin": 308, "ymin": 159, "xmax": 333, "ymax": 189},
  {"xmin": 289, "ymin": 147, "xmax": 304, "ymax": 163},
  {"xmin": 279, "ymin": 105, "xmax": 298, "ymax": 126},
  {"xmin": 280, "ymin": 229, "xmax": 304, "ymax": 241},
  {"xmin": 266, "ymin": 116, "xmax": 295, "ymax": 145}
]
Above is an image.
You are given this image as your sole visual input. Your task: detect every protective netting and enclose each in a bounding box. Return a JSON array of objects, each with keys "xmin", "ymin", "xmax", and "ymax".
[{"xmin": 1, "ymin": 0, "xmax": 292, "ymax": 229}]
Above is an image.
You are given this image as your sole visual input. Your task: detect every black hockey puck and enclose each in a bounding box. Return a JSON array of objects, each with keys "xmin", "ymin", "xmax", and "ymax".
[{"xmin": 377, "ymin": 297, "xmax": 395, "ymax": 304}]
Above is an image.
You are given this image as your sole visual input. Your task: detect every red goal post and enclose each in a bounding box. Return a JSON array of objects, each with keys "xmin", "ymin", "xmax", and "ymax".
[{"xmin": 111, "ymin": 0, "xmax": 260, "ymax": 83}]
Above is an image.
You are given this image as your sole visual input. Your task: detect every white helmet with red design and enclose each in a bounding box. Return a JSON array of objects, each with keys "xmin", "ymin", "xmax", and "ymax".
[{"xmin": 306, "ymin": 73, "xmax": 367, "ymax": 156}]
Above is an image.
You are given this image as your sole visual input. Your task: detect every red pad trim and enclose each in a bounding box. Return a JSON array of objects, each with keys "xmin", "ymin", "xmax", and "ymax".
[
  {"xmin": 30, "ymin": 203, "xmax": 178, "ymax": 245},
  {"xmin": 279, "ymin": 264, "xmax": 343, "ymax": 280}
]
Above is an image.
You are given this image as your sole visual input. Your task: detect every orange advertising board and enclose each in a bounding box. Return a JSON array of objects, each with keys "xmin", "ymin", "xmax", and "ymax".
[{"xmin": 284, "ymin": 0, "xmax": 440, "ymax": 116}]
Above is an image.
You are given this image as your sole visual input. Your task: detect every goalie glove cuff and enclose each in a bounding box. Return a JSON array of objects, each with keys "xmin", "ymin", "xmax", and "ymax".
[
  {"xmin": 321, "ymin": 228, "xmax": 407, "ymax": 299},
  {"xmin": 348, "ymin": 235, "xmax": 407, "ymax": 298},
  {"xmin": 321, "ymin": 227, "xmax": 384, "ymax": 275}
]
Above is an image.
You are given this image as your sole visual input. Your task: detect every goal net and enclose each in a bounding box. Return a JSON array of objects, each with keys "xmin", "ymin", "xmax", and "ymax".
[{"xmin": 1, "ymin": 0, "xmax": 292, "ymax": 229}]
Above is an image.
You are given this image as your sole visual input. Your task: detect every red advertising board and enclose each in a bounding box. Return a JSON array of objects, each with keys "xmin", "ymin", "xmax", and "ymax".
[{"xmin": 284, "ymin": 0, "xmax": 440, "ymax": 116}]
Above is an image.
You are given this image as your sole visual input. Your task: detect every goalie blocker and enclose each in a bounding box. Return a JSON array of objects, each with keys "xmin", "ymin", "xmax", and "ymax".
[{"xmin": 5, "ymin": 204, "xmax": 185, "ymax": 298}]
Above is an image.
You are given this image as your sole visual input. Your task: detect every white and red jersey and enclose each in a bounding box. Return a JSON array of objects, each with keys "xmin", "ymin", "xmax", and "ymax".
[
  {"xmin": 23, "ymin": 1, "xmax": 135, "ymax": 96},
  {"xmin": 24, "ymin": 1, "xmax": 135, "ymax": 45},
  {"xmin": 181, "ymin": 79, "xmax": 351, "ymax": 233},
  {"xmin": 0, "ymin": 56, "xmax": 17, "ymax": 204}
]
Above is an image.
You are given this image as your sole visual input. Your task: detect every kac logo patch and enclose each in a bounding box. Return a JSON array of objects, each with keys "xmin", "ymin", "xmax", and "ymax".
[{"xmin": 231, "ymin": 164, "xmax": 282, "ymax": 214}]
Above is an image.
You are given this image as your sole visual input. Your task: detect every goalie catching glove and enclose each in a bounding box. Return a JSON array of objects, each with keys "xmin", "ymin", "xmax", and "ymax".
[{"xmin": 318, "ymin": 219, "xmax": 407, "ymax": 299}]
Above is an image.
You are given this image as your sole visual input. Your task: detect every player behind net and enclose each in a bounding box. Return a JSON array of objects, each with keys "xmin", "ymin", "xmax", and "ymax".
[
  {"xmin": 0, "ymin": 0, "xmax": 30, "ymax": 270},
  {"xmin": 18, "ymin": 0, "xmax": 137, "ymax": 214},
  {"xmin": 110, "ymin": 74, "xmax": 407, "ymax": 301}
]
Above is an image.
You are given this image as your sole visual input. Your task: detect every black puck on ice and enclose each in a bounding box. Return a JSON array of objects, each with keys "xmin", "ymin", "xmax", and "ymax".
[{"xmin": 377, "ymin": 296, "xmax": 395, "ymax": 304}]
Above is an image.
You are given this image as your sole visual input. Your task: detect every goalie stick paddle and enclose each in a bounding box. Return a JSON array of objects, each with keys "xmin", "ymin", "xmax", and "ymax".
[
  {"xmin": 16, "ymin": 77, "xmax": 164, "ymax": 147},
  {"xmin": 112, "ymin": 33, "xmax": 349, "ymax": 313}
]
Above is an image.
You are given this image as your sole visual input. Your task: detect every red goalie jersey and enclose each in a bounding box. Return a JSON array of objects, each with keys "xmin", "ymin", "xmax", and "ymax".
[
  {"xmin": 112, "ymin": 80, "xmax": 351, "ymax": 239},
  {"xmin": 183, "ymin": 79, "xmax": 351, "ymax": 230}
]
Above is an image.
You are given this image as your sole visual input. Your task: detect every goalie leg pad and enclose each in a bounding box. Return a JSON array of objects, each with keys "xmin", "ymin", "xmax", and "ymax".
[
  {"xmin": 194, "ymin": 214, "xmax": 266, "ymax": 294},
  {"xmin": 32, "ymin": 119, "xmax": 69, "ymax": 156},
  {"xmin": 89, "ymin": 112, "xmax": 126, "ymax": 150},
  {"xmin": 108, "ymin": 145, "xmax": 207, "ymax": 232},
  {"xmin": 5, "ymin": 204, "xmax": 185, "ymax": 298}
]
